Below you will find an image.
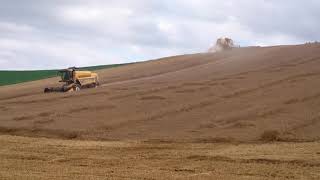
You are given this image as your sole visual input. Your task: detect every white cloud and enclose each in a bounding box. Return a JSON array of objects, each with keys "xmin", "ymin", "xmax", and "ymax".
[
  {"xmin": 157, "ymin": 21, "xmax": 176, "ymax": 35},
  {"xmin": 0, "ymin": 22, "xmax": 34, "ymax": 33},
  {"xmin": 58, "ymin": 5, "xmax": 133, "ymax": 24}
]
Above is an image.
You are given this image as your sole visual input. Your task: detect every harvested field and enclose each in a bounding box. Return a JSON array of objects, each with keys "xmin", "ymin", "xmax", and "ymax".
[
  {"xmin": 1, "ymin": 44, "xmax": 320, "ymax": 179},
  {"xmin": 1, "ymin": 44, "xmax": 320, "ymax": 142},
  {"xmin": 0, "ymin": 135, "xmax": 319, "ymax": 180}
]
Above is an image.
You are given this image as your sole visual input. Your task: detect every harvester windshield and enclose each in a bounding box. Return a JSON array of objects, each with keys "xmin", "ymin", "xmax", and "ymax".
[{"xmin": 59, "ymin": 70, "xmax": 72, "ymax": 81}]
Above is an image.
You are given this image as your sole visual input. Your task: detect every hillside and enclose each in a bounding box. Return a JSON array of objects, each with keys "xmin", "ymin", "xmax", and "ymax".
[{"xmin": 0, "ymin": 43, "xmax": 320, "ymax": 142}]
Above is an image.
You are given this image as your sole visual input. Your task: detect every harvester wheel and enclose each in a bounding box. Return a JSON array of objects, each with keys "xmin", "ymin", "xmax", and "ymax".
[
  {"xmin": 44, "ymin": 88, "xmax": 50, "ymax": 93},
  {"xmin": 73, "ymin": 84, "xmax": 81, "ymax": 91}
]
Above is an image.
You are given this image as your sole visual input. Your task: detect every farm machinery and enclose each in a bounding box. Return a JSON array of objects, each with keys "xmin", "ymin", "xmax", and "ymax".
[{"xmin": 44, "ymin": 67, "xmax": 100, "ymax": 93}]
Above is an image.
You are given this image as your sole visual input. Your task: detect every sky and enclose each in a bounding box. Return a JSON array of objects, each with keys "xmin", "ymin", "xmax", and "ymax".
[{"xmin": 0, "ymin": 0, "xmax": 319, "ymax": 70}]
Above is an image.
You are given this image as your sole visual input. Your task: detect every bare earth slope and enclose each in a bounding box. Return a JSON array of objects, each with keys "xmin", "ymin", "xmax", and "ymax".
[{"xmin": 1, "ymin": 44, "xmax": 320, "ymax": 142}]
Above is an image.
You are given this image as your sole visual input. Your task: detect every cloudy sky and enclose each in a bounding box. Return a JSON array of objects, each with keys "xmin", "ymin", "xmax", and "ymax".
[{"xmin": 0, "ymin": 0, "xmax": 319, "ymax": 70}]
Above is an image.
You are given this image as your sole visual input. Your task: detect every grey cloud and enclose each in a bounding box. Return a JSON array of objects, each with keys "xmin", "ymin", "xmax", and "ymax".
[{"xmin": 0, "ymin": 0, "xmax": 319, "ymax": 70}]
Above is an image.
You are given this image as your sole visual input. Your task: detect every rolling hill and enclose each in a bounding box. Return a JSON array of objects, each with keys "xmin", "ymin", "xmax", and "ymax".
[{"xmin": 0, "ymin": 43, "xmax": 320, "ymax": 142}]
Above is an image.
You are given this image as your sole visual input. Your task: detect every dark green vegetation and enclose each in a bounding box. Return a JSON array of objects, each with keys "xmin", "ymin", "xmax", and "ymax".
[
  {"xmin": 0, "ymin": 70, "xmax": 56, "ymax": 86},
  {"xmin": 0, "ymin": 64, "xmax": 129, "ymax": 86}
]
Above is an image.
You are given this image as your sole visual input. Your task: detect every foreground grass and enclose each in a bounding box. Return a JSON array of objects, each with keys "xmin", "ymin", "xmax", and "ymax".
[
  {"xmin": 0, "ymin": 135, "xmax": 319, "ymax": 180},
  {"xmin": 0, "ymin": 64, "xmax": 128, "ymax": 86}
]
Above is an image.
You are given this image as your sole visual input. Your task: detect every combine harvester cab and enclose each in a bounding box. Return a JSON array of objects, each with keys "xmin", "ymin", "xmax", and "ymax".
[{"xmin": 44, "ymin": 67, "xmax": 100, "ymax": 93}]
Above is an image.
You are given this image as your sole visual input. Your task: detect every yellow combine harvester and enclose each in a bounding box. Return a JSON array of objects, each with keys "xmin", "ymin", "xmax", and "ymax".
[{"xmin": 44, "ymin": 67, "xmax": 100, "ymax": 93}]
